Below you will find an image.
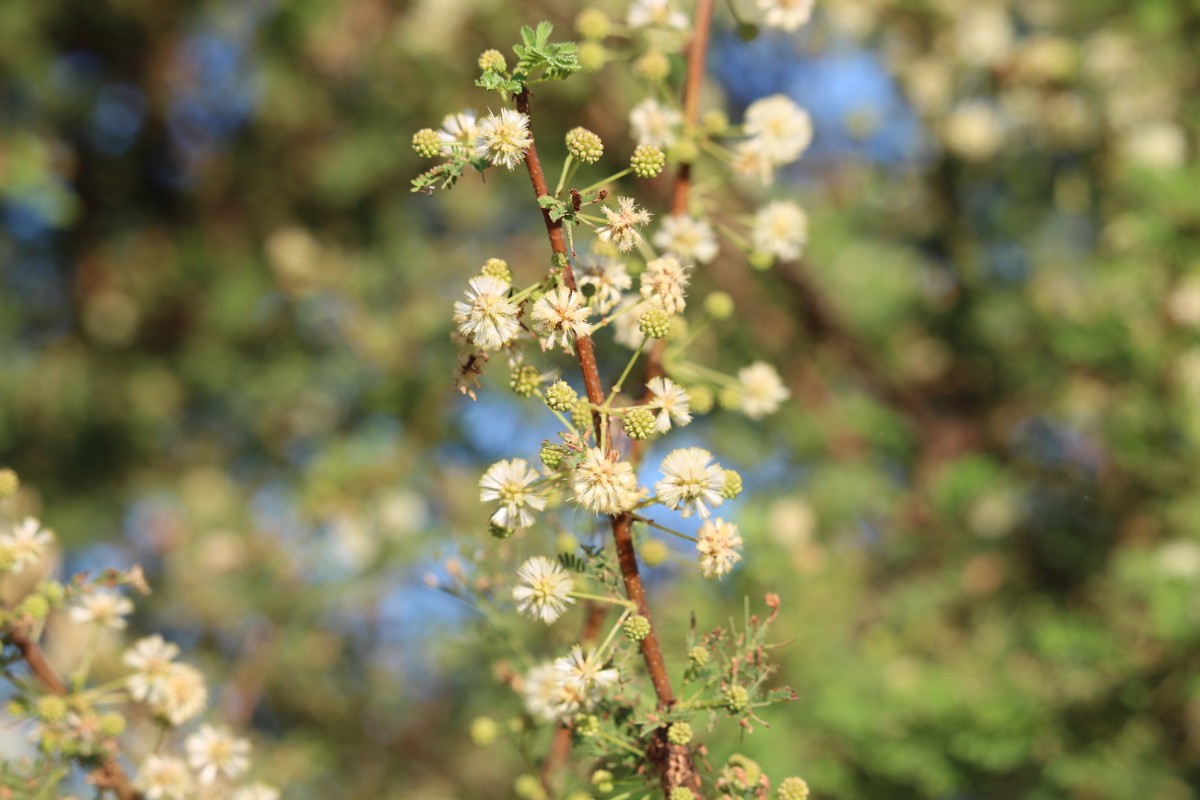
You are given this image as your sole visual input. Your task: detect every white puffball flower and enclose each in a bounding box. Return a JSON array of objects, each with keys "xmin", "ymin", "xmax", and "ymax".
[
  {"xmin": 744, "ymin": 95, "xmax": 813, "ymax": 165},
  {"xmin": 124, "ymin": 634, "xmax": 180, "ymax": 703},
  {"xmin": 655, "ymin": 447, "xmax": 726, "ymax": 519},
  {"xmin": 628, "ymin": 0, "xmax": 688, "ymax": 30},
  {"xmin": 646, "ymin": 376, "xmax": 692, "ymax": 433},
  {"xmin": 151, "ymin": 662, "xmax": 208, "ymax": 727},
  {"xmin": 696, "ymin": 518, "xmax": 744, "ymax": 579},
  {"xmin": 0, "ymin": 517, "xmax": 54, "ymax": 574},
  {"xmin": 757, "ymin": 0, "xmax": 815, "ymax": 32},
  {"xmin": 639, "ymin": 254, "xmax": 691, "ymax": 315},
  {"xmin": 70, "ymin": 591, "xmax": 134, "ymax": 630},
  {"xmin": 598, "ymin": 196, "xmax": 653, "ymax": 253},
  {"xmin": 479, "ymin": 459, "xmax": 546, "ymax": 530},
  {"xmin": 572, "ymin": 448, "xmax": 640, "ymax": 515},
  {"xmin": 136, "ymin": 754, "xmax": 194, "ymax": 800},
  {"xmin": 475, "ymin": 108, "xmax": 533, "ymax": 170},
  {"xmin": 453, "ymin": 275, "xmax": 520, "ymax": 351},
  {"xmin": 513, "ymin": 556, "xmax": 576, "ymax": 624},
  {"xmin": 555, "ymin": 645, "xmax": 620, "ymax": 711},
  {"xmin": 532, "ymin": 286, "xmax": 595, "ymax": 353},
  {"xmin": 630, "ymin": 98, "xmax": 683, "ymax": 148},
  {"xmin": 737, "ymin": 361, "xmax": 790, "ymax": 419},
  {"xmin": 185, "ymin": 724, "xmax": 252, "ymax": 785},
  {"xmin": 439, "ymin": 109, "xmax": 478, "ymax": 154},
  {"xmin": 751, "ymin": 201, "xmax": 809, "ymax": 261},
  {"xmin": 653, "ymin": 215, "xmax": 719, "ymax": 265}
]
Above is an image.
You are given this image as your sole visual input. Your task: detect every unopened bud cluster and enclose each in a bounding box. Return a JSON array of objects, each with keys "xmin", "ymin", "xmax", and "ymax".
[
  {"xmin": 667, "ymin": 721, "xmax": 693, "ymax": 745},
  {"xmin": 623, "ymin": 408, "xmax": 656, "ymax": 440},
  {"xmin": 566, "ymin": 127, "xmax": 605, "ymax": 164},
  {"xmin": 639, "ymin": 306, "xmax": 671, "ymax": 338},
  {"xmin": 478, "ymin": 49, "xmax": 507, "ymax": 72},
  {"xmin": 511, "ymin": 365, "xmax": 543, "ymax": 397},
  {"xmin": 482, "ymin": 257, "xmax": 512, "ymax": 283},
  {"xmin": 412, "ymin": 129, "xmax": 441, "ymax": 158},
  {"xmin": 623, "ymin": 614, "xmax": 652, "ymax": 641},
  {"xmin": 631, "ymin": 144, "xmax": 666, "ymax": 178}
]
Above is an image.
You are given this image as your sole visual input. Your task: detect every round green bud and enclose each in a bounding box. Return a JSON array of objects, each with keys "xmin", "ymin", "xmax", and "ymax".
[
  {"xmin": 481, "ymin": 257, "xmax": 512, "ymax": 283},
  {"xmin": 5, "ymin": 699, "xmax": 27, "ymax": 718},
  {"xmin": 545, "ymin": 380, "xmax": 579, "ymax": 412},
  {"xmin": 555, "ymin": 532, "xmax": 580, "ymax": 554},
  {"xmin": 490, "ymin": 522, "xmax": 515, "ymax": 540},
  {"xmin": 566, "ymin": 792, "xmax": 594, "ymax": 800},
  {"xmin": 749, "ymin": 251, "xmax": 775, "ymax": 271},
  {"xmin": 578, "ymin": 42, "xmax": 608, "ymax": 72},
  {"xmin": 0, "ymin": 468, "xmax": 18, "ymax": 499},
  {"xmin": 515, "ymin": 774, "xmax": 547, "ymax": 799},
  {"xmin": 591, "ymin": 770, "xmax": 614, "ymax": 793},
  {"xmin": 576, "ymin": 9, "xmax": 611, "ymax": 41},
  {"xmin": 688, "ymin": 646, "xmax": 709, "ymax": 668},
  {"xmin": 622, "ymin": 408, "xmax": 656, "ymax": 441},
  {"xmin": 778, "ymin": 777, "xmax": 811, "ymax": 800},
  {"xmin": 704, "ymin": 291, "xmax": 735, "ymax": 320},
  {"xmin": 566, "ymin": 127, "xmax": 605, "ymax": 165},
  {"xmin": 574, "ymin": 714, "xmax": 600, "ymax": 737},
  {"xmin": 668, "ymin": 316, "xmax": 689, "ymax": 340},
  {"xmin": 667, "ymin": 722, "xmax": 693, "ymax": 745},
  {"xmin": 630, "ymin": 144, "xmax": 666, "ymax": 179},
  {"xmin": 20, "ymin": 594, "xmax": 50, "ymax": 621},
  {"xmin": 669, "ymin": 788, "xmax": 695, "ymax": 800},
  {"xmin": 470, "ymin": 716, "xmax": 499, "ymax": 746},
  {"xmin": 669, "ymin": 139, "xmax": 699, "ymax": 164},
  {"xmin": 725, "ymin": 685, "xmax": 750, "ymax": 712},
  {"xmin": 703, "ymin": 109, "xmax": 730, "ymax": 136},
  {"xmin": 571, "ymin": 400, "xmax": 594, "ymax": 432},
  {"xmin": 640, "ymin": 539, "xmax": 670, "ymax": 567},
  {"xmin": 509, "ymin": 717, "xmax": 526, "ymax": 733},
  {"xmin": 99, "ymin": 712, "xmax": 127, "ymax": 738},
  {"xmin": 510, "ymin": 365, "xmax": 543, "ymax": 398},
  {"xmin": 634, "ymin": 51, "xmax": 671, "ymax": 83},
  {"xmin": 639, "ymin": 306, "xmax": 671, "ymax": 339},
  {"xmin": 540, "ymin": 442, "xmax": 569, "ymax": 470},
  {"xmin": 623, "ymin": 614, "xmax": 652, "ymax": 641},
  {"xmin": 688, "ymin": 385, "xmax": 715, "ymax": 415},
  {"xmin": 478, "ymin": 49, "xmax": 507, "ymax": 73},
  {"xmin": 37, "ymin": 695, "xmax": 68, "ymax": 723},
  {"xmin": 721, "ymin": 469, "xmax": 744, "ymax": 500},
  {"xmin": 38, "ymin": 581, "xmax": 66, "ymax": 605},
  {"xmin": 718, "ymin": 386, "xmax": 742, "ymax": 411},
  {"xmin": 39, "ymin": 731, "xmax": 62, "ymax": 754},
  {"xmin": 0, "ymin": 546, "xmax": 16, "ymax": 573},
  {"xmin": 412, "ymin": 128, "xmax": 441, "ymax": 159}
]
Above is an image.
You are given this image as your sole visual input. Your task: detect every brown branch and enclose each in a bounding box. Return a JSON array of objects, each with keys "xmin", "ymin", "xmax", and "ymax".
[
  {"xmin": 6, "ymin": 625, "xmax": 143, "ymax": 800},
  {"xmin": 516, "ymin": 88, "xmax": 701, "ymax": 796}
]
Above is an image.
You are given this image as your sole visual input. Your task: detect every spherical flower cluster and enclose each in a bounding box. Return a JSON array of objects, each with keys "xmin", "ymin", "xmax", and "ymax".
[
  {"xmin": 124, "ymin": 635, "xmax": 180, "ymax": 703},
  {"xmin": 70, "ymin": 591, "xmax": 134, "ymax": 630},
  {"xmin": 566, "ymin": 127, "xmax": 605, "ymax": 164},
  {"xmin": 639, "ymin": 306, "xmax": 671, "ymax": 339},
  {"xmin": 481, "ymin": 257, "xmax": 512, "ymax": 283},
  {"xmin": 510, "ymin": 364, "xmax": 543, "ymax": 397},
  {"xmin": 479, "ymin": 459, "xmax": 546, "ymax": 530},
  {"xmin": 696, "ymin": 518, "xmax": 744, "ymax": 579},
  {"xmin": 667, "ymin": 721, "xmax": 693, "ymax": 745},
  {"xmin": 634, "ymin": 51, "xmax": 671, "ymax": 83},
  {"xmin": 630, "ymin": 98, "xmax": 683, "ymax": 148},
  {"xmin": 623, "ymin": 407, "xmax": 657, "ymax": 440},
  {"xmin": 575, "ymin": 8, "xmax": 611, "ymax": 40},
  {"xmin": 555, "ymin": 645, "xmax": 621, "ymax": 711},
  {"xmin": 737, "ymin": 361, "xmax": 790, "ymax": 419},
  {"xmin": 572, "ymin": 448, "xmax": 640, "ymax": 515},
  {"xmin": 438, "ymin": 110, "xmax": 478, "ymax": 155},
  {"xmin": 598, "ymin": 197, "xmax": 653, "ymax": 253},
  {"xmin": 669, "ymin": 788, "xmax": 696, "ymax": 800},
  {"xmin": 640, "ymin": 254, "xmax": 691, "ymax": 314},
  {"xmin": 724, "ymin": 684, "xmax": 750, "ymax": 712},
  {"xmin": 743, "ymin": 95, "xmax": 813, "ymax": 164},
  {"xmin": 185, "ymin": 724, "xmax": 252, "ymax": 785},
  {"xmin": 578, "ymin": 254, "xmax": 631, "ymax": 313},
  {"xmin": 752, "ymin": 201, "xmax": 809, "ymax": 262},
  {"xmin": 545, "ymin": 380, "xmax": 579, "ymax": 412},
  {"xmin": 540, "ymin": 442, "xmax": 569, "ymax": 470},
  {"xmin": 646, "ymin": 377, "xmax": 692, "ymax": 433},
  {"xmin": 721, "ymin": 468, "xmax": 744, "ymax": 500},
  {"xmin": 631, "ymin": 144, "xmax": 666, "ymax": 178},
  {"xmin": 478, "ymin": 48, "xmax": 507, "ymax": 72},
  {"xmin": 653, "ymin": 215, "xmax": 719, "ymax": 265},
  {"xmin": 532, "ymin": 287, "xmax": 595, "ymax": 352},
  {"xmin": 412, "ymin": 128, "xmax": 441, "ymax": 158},
  {"xmin": 136, "ymin": 754, "xmax": 194, "ymax": 800},
  {"xmin": 151, "ymin": 662, "xmax": 208, "ymax": 726},
  {"xmin": 0, "ymin": 517, "xmax": 53, "ymax": 574},
  {"xmin": 628, "ymin": 0, "xmax": 688, "ymax": 30},
  {"xmin": 778, "ymin": 777, "xmax": 811, "ymax": 800},
  {"xmin": 0, "ymin": 467, "xmax": 19, "ymax": 498},
  {"xmin": 656, "ymin": 448, "xmax": 726, "ymax": 519},
  {"xmin": 453, "ymin": 275, "xmax": 520, "ymax": 351},
  {"xmin": 513, "ymin": 556, "xmax": 576, "ymax": 624},
  {"xmin": 704, "ymin": 291, "xmax": 735, "ymax": 320},
  {"xmin": 623, "ymin": 613, "xmax": 652, "ymax": 641},
  {"xmin": 757, "ymin": 0, "xmax": 815, "ymax": 32},
  {"xmin": 475, "ymin": 108, "xmax": 534, "ymax": 170}
]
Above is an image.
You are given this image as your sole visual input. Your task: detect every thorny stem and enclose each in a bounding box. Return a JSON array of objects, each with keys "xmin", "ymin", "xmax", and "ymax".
[
  {"xmin": 516, "ymin": 88, "xmax": 700, "ymax": 796},
  {"xmin": 5, "ymin": 625, "xmax": 143, "ymax": 800}
]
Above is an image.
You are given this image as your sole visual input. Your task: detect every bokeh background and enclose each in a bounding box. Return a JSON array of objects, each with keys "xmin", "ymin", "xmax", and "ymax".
[{"xmin": 3, "ymin": 0, "xmax": 1199, "ymax": 797}]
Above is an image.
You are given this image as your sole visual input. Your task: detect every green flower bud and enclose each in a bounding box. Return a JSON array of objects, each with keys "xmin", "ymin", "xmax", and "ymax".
[
  {"xmin": 631, "ymin": 144, "xmax": 666, "ymax": 179},
  {"xmin": 778, "ymin": 777, "xmax": 811, "ymax": 800},
  {"xmin": 688, "ymin": 385, "xmax": 715, "ymax": 415},
  {"xmin": 704, "ymin": 291, "xmax": 735, "ymax": 320},
  {"xmin": 639, "ymin": 307, "xmax": 671, "ymax": 339},
  {"xmin": 688, "ymin": 646, "xmax": 709, "ymax": 668},
  {"xmin": 718, "ymin": 386, "xmax": 742, "ymax": 411},
  {"xmin": 566, "ymin": 127, "xmax": 605, "ymax": 165},
  {"xmin": 721, "ymin": 469, "xmax": 744, "ymax": 500},
  {"xmin": 478, "ymin": 49, "xmax": 507, "ymax": 73},
  {"xmin": 640, "ymin": 539, "xmax": 669, "ymax": 567},
  {"xmin": 623, "ymin": 614, "xmax": 651, "ymax": 641},
  {"xmin": 37, "ymin": 695, "xmax": 68, "ymax": 723},
  {"xmin": 634, "ymin": 51, "xmax": 671, "ymax": 83},
  {"xmin": 0, "ymin": 546, "xmax": 16, "ymax": 573},
  {"xmin": 578, "ymin": 42, "xmax": 608, "ymax": 72},
  {"xmin": 623, "ymin": 408, "xmax": 656, "ymax": 441},
  {"xmin": 470, "ymin": 716, "xmax": 499, "ymax": 746},
  {"xmin": 575, "ymin": 9, "xmax": 611, "ymax": 41},
  {"xmin": 574, "ymin": 713, "xmax": 600, "ymax": 737},
  {"xmin": 20, "ymin": 594, "xmax": 50, "ymax": 621},
  {"xmin": 703, "ymin": 109, "xmax": 730, "ymax": 136},
  {"xmin": 555, "ymin": 532, "xmax": 580, "ymax": 555},
  {"xmin": 540, "ymin": 442, "xmax": 569, "ymax": 470},
  {"xmin": 669, "ymin": 139, "xmax": 699, "ymax": 164},
  {"xmin": 510, "ymin": 365, "xmax": 543, "ymax": 398},
  {"xmin": 39, "ymin": 731, "xmax": 62, "ymax": 754},
  {"xmin": 749, "ymin": 251, "xmax": 775, "ymax": 271},
  {"xmin": 0, "ymin": 468, "xmax": 18, "ymax": 499},
  {"xmin": 490, "ymin": 522, "xmax": 515, "ymax": 540},
  {"xmin": 38, "ymin": 581, "xmax": 66, "ymax": 605},
  {"xmin": 551, "ymin": 252, "xmax": 570, "ymax": 271},
  {"xmin": 99, "ymin": 712, "xmax": 127, "ymax": 738},
  {"xmin": 591, "ymin": 770, "xmax": 615, "ymax": 793},
  {"xmin": 515, "ymin": 774, "xmax": 546, "ymax": 799},
  {"xmin": 668, "ymin": 789, "xmax": 695, "ymax": 800},
  {"xmin": 481, "ymin": 257, "xmax": 512, "ymax": 283},
  {"xmin": 725, "ymin": 685, "xmax": 750, "ymax": 712},
  {"xmin": 509, "ymin": 717, "xmax": 526, "ymax": 733},
  {"xmin": 667, "ymin": 721, "xmax": 693, "ymax": 745},
  {"xmin": 668, "ymin": 316, "xmax": 689, "ymax": 340},
  {"xmin": 545, "ymin": 380, "xmax": 579, "ymax": 412},
  {"xmin": 412, "ymin": 128, "xmax": 441, "ymax": 159},
  {"xmin": 571, "ymin": 400, "xmax": 594, "ymax": 433},
  {"xmin": 5, "ymin": 699, "xmax": 27, "ymax": 718}
]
